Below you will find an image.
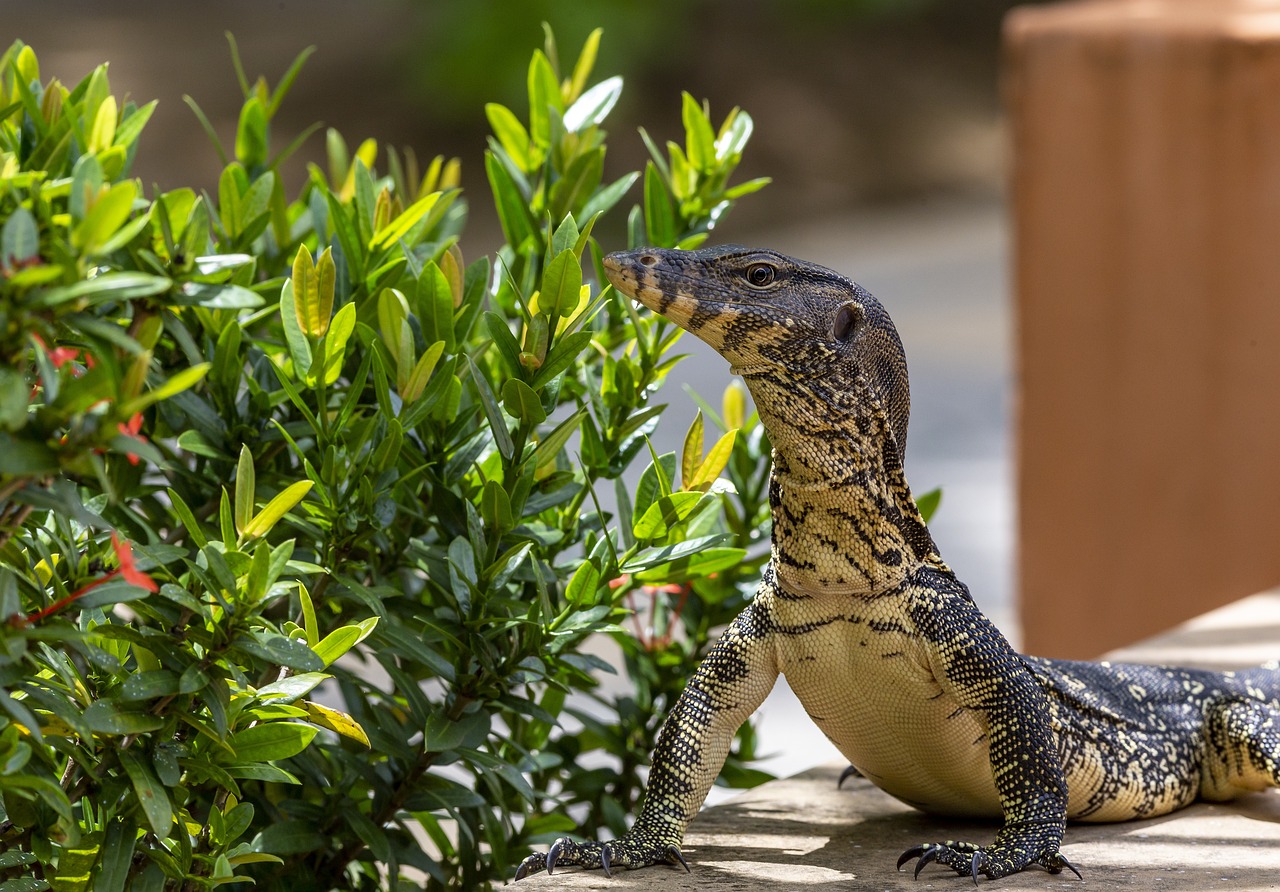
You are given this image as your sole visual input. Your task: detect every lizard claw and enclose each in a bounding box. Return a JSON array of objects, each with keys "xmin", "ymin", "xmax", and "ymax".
[
  {"xmin": 546, "ymin": 839, "xmax": 563, "ymax": 875},
  {"xmin": 897, "ymin": 844, "xmax": 941, "ymax": 879},
  {"xmin": 600, "ymin": 843, "xmax": 613, "ymax": 878},
  {"xmin": 915, "ymin": 845, "xmax": 941, "ymax": 879},
  {"xmin": 1047, "ymin": 851, "xmax": 1083, "ymax": 880},
  {"xmin": 897, "ymin": 844, "xmax": 924, "ymax": 871},
  {"xmin": 970, "ymin": 850, "xmax": 982, "ymax": 886},
  {"xmin": 837, "ymin": 764, "xmax": 862, "ymax": 789},
  {"xmin": 666, "ymin": 843, "xmax": 691, "ymax": 873}
]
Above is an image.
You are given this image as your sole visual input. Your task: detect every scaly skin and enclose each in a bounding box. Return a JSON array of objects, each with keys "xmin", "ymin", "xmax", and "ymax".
[{"xmin": 515, "ymin": 245, "xmax": 1280, "ymax": 883}]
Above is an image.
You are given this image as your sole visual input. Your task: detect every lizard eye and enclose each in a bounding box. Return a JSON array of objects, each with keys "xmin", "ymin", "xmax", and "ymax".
[
  {"xmin": 744, "ymin": 263, "xmax": 776, "ymax": 288},
  {"xmin": 833, "ymin": 304, "xmax": 861, "ymax": 342}
]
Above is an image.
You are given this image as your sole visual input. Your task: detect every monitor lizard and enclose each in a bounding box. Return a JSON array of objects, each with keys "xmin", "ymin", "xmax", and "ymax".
[{"xmin": 515, "ymin": 245, "xmax": 1280, "ymax": 883}]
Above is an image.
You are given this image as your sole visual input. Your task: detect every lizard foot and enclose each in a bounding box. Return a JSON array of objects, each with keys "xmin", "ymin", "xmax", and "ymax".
[
  {"xmin": 515, "ymin": 835, "xmax": 690, "ymax": 880},
  {"xmin": 897, "ymin": 841, "xmax": 1082, "ymax": 884}
]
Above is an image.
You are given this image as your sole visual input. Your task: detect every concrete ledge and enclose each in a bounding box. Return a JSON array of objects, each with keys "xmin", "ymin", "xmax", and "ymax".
[{"xmin": 521, "ymin": 591, "xmax": 1280, "ymax": 889}]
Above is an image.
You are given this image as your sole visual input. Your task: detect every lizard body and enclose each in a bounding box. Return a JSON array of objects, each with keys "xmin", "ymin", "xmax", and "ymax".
[{"xmin": 515, "ymin": 245, "xmax": 1280, "ymax": 882}]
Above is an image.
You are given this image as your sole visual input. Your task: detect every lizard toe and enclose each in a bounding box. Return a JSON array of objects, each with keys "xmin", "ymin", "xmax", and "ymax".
[
  {"xmin": 514, "ymin": 852, "xmax": 546, "ymax": 881},
  {"xmin": 1042, "ymin": 850, "xmax": 1083, "ymax": 880}
]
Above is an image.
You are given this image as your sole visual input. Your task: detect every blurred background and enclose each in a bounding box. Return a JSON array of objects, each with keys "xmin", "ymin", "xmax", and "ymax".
[{"xmin": 12, "ymin": 0, "xmax": 1041, "ymax": 783}]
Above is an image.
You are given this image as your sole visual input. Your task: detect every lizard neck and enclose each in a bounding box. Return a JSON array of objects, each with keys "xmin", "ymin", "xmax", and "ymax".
[{"xmin": 752, "ymin": 378, "xmax": 938, "ymax": 598}]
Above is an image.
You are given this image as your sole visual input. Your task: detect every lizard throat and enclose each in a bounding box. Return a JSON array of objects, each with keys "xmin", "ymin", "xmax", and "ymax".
[{"xmin": 768, "ymin": 467, "xmax": 918, "ymax": 597}]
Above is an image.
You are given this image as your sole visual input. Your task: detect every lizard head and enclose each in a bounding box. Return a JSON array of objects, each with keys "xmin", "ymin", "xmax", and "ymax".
[{"xmin": 603, "ymin": 245, "xmax": 912, "ymax": 462}]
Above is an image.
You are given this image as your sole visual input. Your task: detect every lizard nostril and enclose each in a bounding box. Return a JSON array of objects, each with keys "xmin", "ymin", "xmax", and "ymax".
[{"xmin": 639, "ymin": 253, "xmax": 658, "ymax": 267}]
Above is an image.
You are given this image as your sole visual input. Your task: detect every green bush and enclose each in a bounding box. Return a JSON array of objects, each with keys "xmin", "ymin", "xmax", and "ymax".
[{"xmin": 0, "ymin": 29, "xmax": 772, "ymax": 891}]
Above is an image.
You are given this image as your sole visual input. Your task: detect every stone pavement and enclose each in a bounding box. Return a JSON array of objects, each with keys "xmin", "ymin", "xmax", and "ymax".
[{"xmin": 519, "ymin": 590, "xmax": 1280, "ymax": 890}]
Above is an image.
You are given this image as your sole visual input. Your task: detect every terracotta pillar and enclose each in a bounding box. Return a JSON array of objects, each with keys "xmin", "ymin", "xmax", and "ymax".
[{"xmin": 1006, "ymin": 0, "xmax": 1280, "ymax": 658}]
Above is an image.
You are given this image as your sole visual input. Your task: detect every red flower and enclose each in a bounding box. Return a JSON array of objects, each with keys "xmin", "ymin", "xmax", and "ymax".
[
  {"xmin": 117, "ymin": 413, "xmax": 146, "ymax": 465},
  {"xmin": 23, "ymin": 531, "xmax": 158, "ymax": 624},
  {"xmin": 32, "ymin": 333, "xmax": 85, "ymax": 371},
  {"xmin": 111, "ymin": 532, "xmax": 158, "ymax": 593}
]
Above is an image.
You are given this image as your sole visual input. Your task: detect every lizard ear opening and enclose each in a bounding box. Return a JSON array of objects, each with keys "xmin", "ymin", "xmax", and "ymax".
[{"xmin": 833, "ymin": 304, "xmax": 861, "ymax": 342}]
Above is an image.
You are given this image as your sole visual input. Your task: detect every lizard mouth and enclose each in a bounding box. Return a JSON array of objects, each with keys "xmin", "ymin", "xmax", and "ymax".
[
  {"xmin": 602, "ymin": 252, "xmax": 684, "ymax": 315},
  {"xmin": 602, "ymin": 249, "xmax": 783, "ymax": 379}
]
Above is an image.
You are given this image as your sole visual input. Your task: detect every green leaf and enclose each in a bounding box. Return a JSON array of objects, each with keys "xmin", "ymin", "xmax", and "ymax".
[
  {"xmin": 119, "ymin": 362, "xmax": 210, "ymax": 416},
  {"xmin": 550, "ymin": 148, "xmax": 604, "ymax": 222},
  {"xmin": 235, "ymin": 95, "xmax": 268, "ymax": 168},
  {"xmin": 37, "ymin": 271, "xmax": 171, "ymax": 307},
  {"xmin": 242, "ymin": 480, "xmax": 313, "ymax": 539},
  {"xmin": 501, "ymin": 378, "xmax": 546, "ymax": 426},
  {"xmin": 69, "ymin": 153, "xmax": 104, "ymax": 224},
  {"xmin": 312, "ymin": 616, "xmax": 377, "ymax": 667},
  {"xmin": 481, "ymin": 480, "xmax": 513, "ymax": 534},
  {"xmin": 634, "ymin": 546, "xmax": 747, "ymax": 585},
  {"xmin": 1, "ymin": 206, "xmax": 38, "ymax": 264},
  {"xmin": 119, "ymin": 670, "xmax": 179, "ymax": 702},
  {"xmin": 254, "ymin": 820, "xmax": 324, "ymax": 856},
  {"xmin": 233, "ymin": 632, "xmax": 324, "ymax": 672},
  {"xmin": 485, "ymin": 103, "xmax": 531, "ymax": 171},
  {"xmin": 257, "ymin": 672, "xmax": 329, "ymax": 704},
  {"xmin": 166, "ymin": 487, "xmax": 207, "ymax": 548},
  {"xmin": 424, "ymin": 710, "xmax": 489, "ymax": 753},
  {"xmin": 632, "ymin": 491, "xmax": 703, "ymax": 540},
  {"xmin": 530, "ymin": 408, "xmax": 582, "ymax": 468},
  {"xmin": 235, "ymin": 445, "xmax": 255, "ymax": 536},
  {"xmin": 300, "ymin": 700, "xmax": 369, "ymax": 747},
  {"xmin": 681, "ymin": 92, "xmax": 716, "ymax": 172},
  {"xmin": 622, "ymin": 534, "xmax": 730, "ymax": 573},
  {"xmin": 567, "ymin": 27, "xmax": 603, "ymax": 101},
  {"xmin": 229, "ymin": 722, "xmax": 317, "ymax": 762},
  {"xmin": 0, "ymin": 431, "xmax": 57, "ymax": 476},
  {"xmin": 690, "ymin": 429, "xmax": 737, "ymax": 491},
  {"xmin": 526, "ymin": 49, "xmax": 562, "ymax": 147},
  {"xmin": 531, "ymin": 329, "xmax": 592, "ymax": 389},
  {"xmin": 565, "ymin": 561, "xmax": 600, "ymax": 607},
  {"xmin": 174, "ymin": 281, "xmax": 264, "ymax": 309},
  {"xmin": 485, "ymin": 150, "xmax": 537, "ymax": 250},
  {"xmin": 82, "ymin": 702, "xmax": 164, "ymax": 734},
  {"xmin": 117, "ymin": 750, "xmax": 174, "ymax": 837},
  {"xmin": 114, "ymin": 98, "xmax": 158, "ymax": 150},
  {"xmin": 73, "ymin": 180, "xmax": 136, "ymax": 254},
  {"xmin": 371, "ymin": 190, "xmax": 441, "ymax": 249},
  {"xmin": 417, "ymin": 260, "xmax": 456, "ymax": 353},
  {"xmin": 580, "ymin": 171, "xmax": 639, "ymax": 222},
  {"xmin": 915, "ymin": 487, "xmax": 942, "ymax": 524},
  {"xmin": 632, "ymin": 450, "xmax": 678, "ymax": 527},
  {"xmin": 716, "ymin": 106, "xmax": 755, "ymax": 161},
  {"xmin": 319, "ymin": 301, "xmax": 356, "ymax": 386},
  {"xmin": 540, "ymin": 250, "xmax": 582, "ymax": 330},
  {"xmin": 466, "ymin": 356, "xmax": 513, "ymax": 461},
  {"xmin": 96, "ymin": 816, "xmax": 137, "ymax": 892},
  {"xmin": 279, "ymin": 280, "xmax": 312, "ymax": 376},
  {"xmin": 643, "ymin": 161, "xmax": 675, "ymax": 247},
  {"xmin": 292, "ymin": 244, "xmax": 334, "ymax": 337},
  {"xmin": 681, "ymin": 411, "xmax": 704, "ymax": 490},
  {"xmin": 563, "ymin": 76, "xmax": 622, "ymax": 132}
]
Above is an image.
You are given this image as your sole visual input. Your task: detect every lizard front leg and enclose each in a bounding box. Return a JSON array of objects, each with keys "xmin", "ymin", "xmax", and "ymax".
[
  {"xmin": 516, "ymin": 599, "xmax": 780, "ymax": 879},
  {"xmin": 899, "ymin": 567, "xmax": 1080, "ymax": 883}
]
